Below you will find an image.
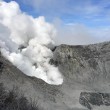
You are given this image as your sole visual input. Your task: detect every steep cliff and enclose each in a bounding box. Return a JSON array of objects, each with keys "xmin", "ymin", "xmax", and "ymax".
[
  {"xmin": 1, "ymin": 41, "xmax": 110, "ymax": 110},
  {"xmin": 52, "ymin": 42, "xmax": 110, "ymax": 84}
]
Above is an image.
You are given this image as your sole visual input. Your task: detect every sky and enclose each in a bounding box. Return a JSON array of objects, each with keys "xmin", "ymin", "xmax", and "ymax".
[
  {"xmin": 2, "ymin": 0, "xmax": 110, "ymax": 44},
  {"xmin": 3, "ymin": 0, "xmax": 110, "ymax": 27}
]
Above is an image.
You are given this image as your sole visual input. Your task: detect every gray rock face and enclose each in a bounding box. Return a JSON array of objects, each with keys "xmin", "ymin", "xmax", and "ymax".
[
  {"xmin": 1, "ymin": 41, "xmax": 110, "ymax": 110},
  {"xmin": 79, "ymin": 92, "xmax": 110, "ymax": 110},
  {"xmin": 52, "ymin": 42, "xmax": 110, "ymax": 86},
  {"xmin": 0, "ymin": 61, "xmax": 3, "ymax": 72}
]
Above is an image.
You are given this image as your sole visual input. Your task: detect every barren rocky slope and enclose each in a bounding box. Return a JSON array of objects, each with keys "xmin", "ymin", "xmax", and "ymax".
[{"xmin": 1, "ymin": 41, "xmax": 110, "ymax": 110}]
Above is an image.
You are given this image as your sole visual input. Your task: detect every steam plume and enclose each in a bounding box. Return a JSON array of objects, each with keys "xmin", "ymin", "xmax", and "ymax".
[{"xmin": 0, "ymin": 1, "xmax": 63, "ymax": 85}]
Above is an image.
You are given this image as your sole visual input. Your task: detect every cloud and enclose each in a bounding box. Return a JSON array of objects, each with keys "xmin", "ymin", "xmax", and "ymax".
[
  {"xmin": 54, "ymin": 24, "xmax": 98, "ymax": 45},
  {"xmin": 0, "ymin": 1, "xmax": 63, "ymax": 85},
  {"xmin": 92, "ymin": 27, "xmax": 110, "ymax": 42},
  {"xmin": 53, "ymin": 18, "xmax": 110, "ymax": 45},
  {"xmin": 20, "ymin": 0, "xmax": 110, "ymax": 18}
]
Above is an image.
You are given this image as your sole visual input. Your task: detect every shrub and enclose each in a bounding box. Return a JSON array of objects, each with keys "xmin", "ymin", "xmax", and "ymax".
[{"xmin": 0, "ymin": 83, "xmax": 39, "ymax": 110}]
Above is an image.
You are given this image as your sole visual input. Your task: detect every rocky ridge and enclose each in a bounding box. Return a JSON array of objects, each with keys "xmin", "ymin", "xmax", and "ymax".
[{"xmin": 1, "ymin": 41, "xmax": 110, "ymax": 110}]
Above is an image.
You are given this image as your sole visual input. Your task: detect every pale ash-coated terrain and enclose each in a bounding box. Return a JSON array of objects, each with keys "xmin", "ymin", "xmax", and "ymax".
[{"xmin": 1, "ymin": 42, "xmax": 110, "ymax": 110}]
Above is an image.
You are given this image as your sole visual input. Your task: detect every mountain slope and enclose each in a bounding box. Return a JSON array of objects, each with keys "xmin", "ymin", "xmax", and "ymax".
[{"xmin": 1, "ymin": 41, "xmax": 110, "ymax": 110}]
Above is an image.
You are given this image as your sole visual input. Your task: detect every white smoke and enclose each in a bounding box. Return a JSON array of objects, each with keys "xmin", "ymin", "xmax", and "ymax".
[{"xmin": 0, "ymin": 1, "xmax": 63, "ymax": 85}]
